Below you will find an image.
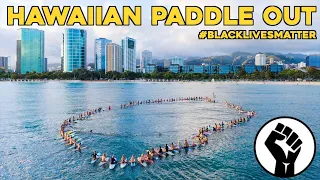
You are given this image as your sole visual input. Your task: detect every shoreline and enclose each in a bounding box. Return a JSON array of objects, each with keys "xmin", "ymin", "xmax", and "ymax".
[{"xmin": 1, "ymin": 80, "xmax": 320, "ymax": 86}]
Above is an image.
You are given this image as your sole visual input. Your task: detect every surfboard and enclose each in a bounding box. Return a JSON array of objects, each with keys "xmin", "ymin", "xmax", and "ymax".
[
  {"xmin": 130, "ymin": 162, "xmax": 136, "ymax": 167},
  {"xmin": 90, "ymin": 153, "xmax": 101, "ymax": 164},
  {"xmin": 166, "ymin": 152, "xmax": 175, "ymax": 156},
  {"xmin": 98, "ymin": 158, "xmax": 109, "ymax": 166},
  {"xmin": 120, "ymin": 163, "xmax": 127, "ymax": 169},
  {"xmin": 91, "ymin": 159, "xmax": 98, "ymax": 164},
  {"xmin": 140, "ymin": 162, "xmax": 147, "ymax": 167},
  {"xmin": 109, "ymin": 163, "xmax": 116, "ymax": 170},
  {"xmin": 68, "ymin": 145, "xmax": 76, "ymax": 149}
]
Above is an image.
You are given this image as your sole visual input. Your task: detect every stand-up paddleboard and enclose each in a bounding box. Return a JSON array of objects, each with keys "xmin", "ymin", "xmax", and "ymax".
[
  {"xmin": 91, "ymin": 158, "xmax": 98, "ymax": 164},
  {"xmin": 140, "ymin": 162, "xmax": 147, "ymax": 167},
  {"xmin": 109, "ymin": 157, "xmax": 117, "ymax": 169},
  {"xmin": 99, "ymin": 157, "xmax": 109, "ymax": 166},
  {"xmin": 137, "ymin": 157, "xmax": 147, "ymax": 167},
  {"xmin": 109, "ymin": 163, "xmax": 116, "ymax": 170},
  {"xmin": 166, "ymin": 152, "xmax": 174, "ymax": 156},
  {"xmin": 120, "ymin": 159, "xmax": 127, "ymax": 169},
  {"xmin": 68, "ymin": 145, "xmax": 76, "ymax": 149},
  {"xmin": 90, "ymin": 153, "xmax": 101, "ymax": 164},
  {"xmin": 120, "ymin": 163, "xmax": 127, "ymax": 169}
]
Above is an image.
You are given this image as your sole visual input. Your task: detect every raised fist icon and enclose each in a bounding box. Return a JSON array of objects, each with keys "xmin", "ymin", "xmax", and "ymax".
[{"xmin": 265, "ymin": 123, "xmax": 302, "ymax": 177}]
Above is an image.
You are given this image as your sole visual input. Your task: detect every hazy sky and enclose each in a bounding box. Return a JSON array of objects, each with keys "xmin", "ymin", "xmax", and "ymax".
[{"xmin": 0, "ymin": 0, "xmax": 319, "ymax": 66}]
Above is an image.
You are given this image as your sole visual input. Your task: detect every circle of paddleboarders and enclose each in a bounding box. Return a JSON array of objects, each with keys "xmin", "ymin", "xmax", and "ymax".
[
  {"xmin": 59, "ymin": 96, "xmax": 212, "ymax": 150},
  {"xmin": 58, "ymin": 96, "xmax": 256, "ymax": 169}
]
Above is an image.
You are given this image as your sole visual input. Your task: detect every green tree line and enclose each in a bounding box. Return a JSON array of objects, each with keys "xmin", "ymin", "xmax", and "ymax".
[{"xmin": 1, "ymin": 67, "xmax": 320, "ymax": 81}]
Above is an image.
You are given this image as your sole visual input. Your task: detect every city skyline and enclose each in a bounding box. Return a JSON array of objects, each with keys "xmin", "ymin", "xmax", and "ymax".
[
  {"xmin": 5, "ymin": 27, "xmax": 320, "ymax": 74},
  {"xmin": 0, "ymin": 0, "xmax": 319, "ymax": 68}
]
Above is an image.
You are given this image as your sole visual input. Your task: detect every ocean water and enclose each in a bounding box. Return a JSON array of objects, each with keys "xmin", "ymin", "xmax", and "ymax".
[{"xmin": 0, "ymin": 82, "xmax": 319, "ymax": 179}]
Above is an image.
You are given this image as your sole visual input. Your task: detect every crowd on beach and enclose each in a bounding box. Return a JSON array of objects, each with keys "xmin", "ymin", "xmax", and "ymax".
[{"xmin": 58, "ymin": 96, "xmax": 256, "ymax": 169}]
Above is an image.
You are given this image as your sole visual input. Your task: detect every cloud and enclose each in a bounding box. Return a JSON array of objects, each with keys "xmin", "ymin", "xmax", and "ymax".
[{"xmin": 0, "ymin": 0, "xmax": 319, "ymax": 67}]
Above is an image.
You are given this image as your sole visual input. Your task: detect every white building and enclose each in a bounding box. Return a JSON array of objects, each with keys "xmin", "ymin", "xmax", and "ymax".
[
  {"xmin": 122, "ymin": 37, "xmax": 136, "ymax": 72},
  {"xmin": 107, "ymin": 43, "xmax": 123, "ymax": 73},
  {"xmin": 140, "ymin": 50, "xmax": 152, "ymax": 72},
  {"xmin": 269, "ymin": 58, "xmax": 274, "ymax": 64},
  {"xmin": 171, "ymin": 56, "xmax": 184, "ymax": 66},
  {"xmin": 255, "ymin": 53, "xmax": 267, "ymax": 66},
  {"xmin": 277, "ymin": 61, "xmax": 284, "ymax": 65},
  {"xmin": 298, "ymin": 62, "xmax": 306, "ymax": 69},
  {"xmin": 284, "ymin": 63, "xmax": 298, "ymax": 69}
]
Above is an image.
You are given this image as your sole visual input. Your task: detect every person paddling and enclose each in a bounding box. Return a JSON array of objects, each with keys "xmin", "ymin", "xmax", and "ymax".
[
  {"xmin": 76, "ymin": 143, "xmax": 82, "ymax": 152},
  {"xmin": 119, "ymin": 154, "xmax": 127, "ymax": 164},
  {"xmin": 91, "ymin": 151, "xmax": 97, "ymax": 161},
  {"xmin": 165, "ymin": 144, "xmax": 169, "ymax": 153},
  {"xmin": 129, "ymin": 155, "xmax": 136, "ymax": 164},
  {"xmin": 183, "ymin": 140, "xmax": 189, "ymax": 148},
  {"xmin": 110, "ymin": 155, "xmax": 117, "ymax": 165},
  {"xmin": 101, "ymin": 153, "xmax": 107, "ymax": 163}
]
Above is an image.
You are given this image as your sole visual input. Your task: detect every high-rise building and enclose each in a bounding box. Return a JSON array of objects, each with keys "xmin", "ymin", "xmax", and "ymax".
[
  {"xmin": 140, "ymin": 50, "xmax": 152, "ymax": 72},
  {"xmin": 171, "ymin": 56, "xmax": 184, "ymax": 66},
  {"xmin": 44, "ymin": 58, "xmax": 48, "ymax": 72},
  {"xmin": 122, "ymin": 37, "xmax": 136, "ymax": 72},
  {"xmin": 306, "ymin": 55, "xmax": 320, "ymax": 68},
  {"xmin": 0, "ymin": 57, "xmax": 9, "ymax": 71},
  {"xmin": 95, "ymin": 38, "xmax": 112, "ymax": 72},
  {"xmin": 63, "ymin": 28, "xmax": 87, "ymax": 72},
  {"xmin": 255, "ymin": 53, "xmax": 267, "ymax": 66},
  {"xmin": 107, "ymin": 43, "xmax": 123, "ymax": 73},
  {"xmin": 16, "ymin": 28, "xmax": 45, "ymax": 74},
  {"xmin": 61, "ymin": 34, "xmax": 64, "ymax": 71},
  {"xmin": 164, "ymin": 60, "xmax": 171, "ymax": 68}
]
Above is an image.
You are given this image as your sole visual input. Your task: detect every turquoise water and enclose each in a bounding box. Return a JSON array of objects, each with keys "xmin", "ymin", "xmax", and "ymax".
[{"xmin": 0, "ymin": 82, "xmax": 319, "ymax": 179}]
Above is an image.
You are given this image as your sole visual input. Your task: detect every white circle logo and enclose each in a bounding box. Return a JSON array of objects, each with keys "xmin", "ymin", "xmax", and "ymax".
[{"xmin": 254, "ymin": 117, "xmax": 316, "ymax": 178}]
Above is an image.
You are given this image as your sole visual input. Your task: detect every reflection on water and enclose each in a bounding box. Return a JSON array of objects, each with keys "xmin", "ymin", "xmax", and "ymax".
[{"xmin": 0, "ymin": 82, "xmax": 319, "ymax": 179}]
